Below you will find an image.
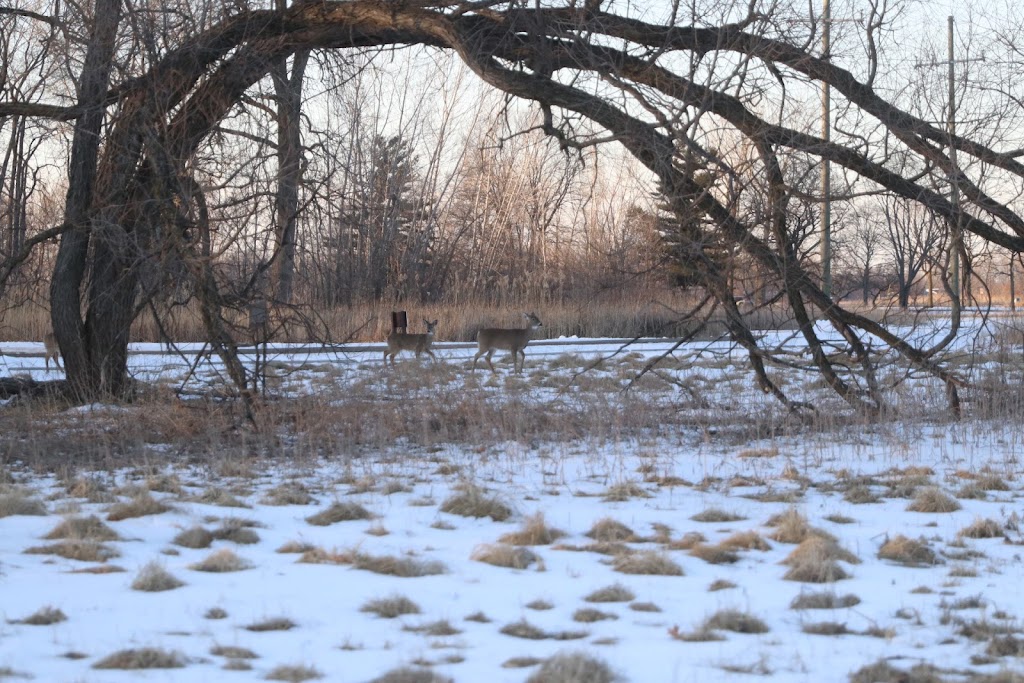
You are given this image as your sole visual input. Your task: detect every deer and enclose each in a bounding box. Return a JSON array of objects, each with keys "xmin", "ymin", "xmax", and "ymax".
[
  {"xmin": 472, "ymin": 312, "xmax": 543, "ymax": 374},
  {"xmin": 43, "ymin": 332, "xmax": 61, "ymax": 371},
  {"xmin": 384, "ymin": 319, "xmax": 438, "ymax": 366}
]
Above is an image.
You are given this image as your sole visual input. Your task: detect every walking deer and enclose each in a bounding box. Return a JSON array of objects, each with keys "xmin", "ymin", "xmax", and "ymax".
[
  {"xmin": 43, "ymin": 332, "xmax": 61, "ymax": 370},
  {"xmin": 472, "ymin": 312, "xmax": 543, "ymax": 374},
  {"xmin": 384, "ymin": 319, "xmax": 438, "ymax": 366}
]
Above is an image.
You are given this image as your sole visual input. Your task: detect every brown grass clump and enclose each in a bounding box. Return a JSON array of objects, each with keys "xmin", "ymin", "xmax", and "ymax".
[
  {"xmin": 360, "ymin": 595, "xmax": 421, "ymax": 619},
  {"xmin": 584, "ymin": 584, "xmax": 635, "ymax": 603},
  {"xmin": 211, "ymin": 518, "xmax": 261, "ymax": 544},
  {"xmin": 781, "ymin": 539, "xmax": 852, "ymax": 584},
  {"xmin": 719, "ymin": 531, "xmax": 771, "ymax": 551},
  {"xmin": 878, "ymin": 535, "xmax": 939, "ymax": 567},
  {"xmin": 790, "ymin": 591, "xmax": 861, "ymax": 610},
  {"xmin": 15, "ymin": 606, "xmax": 67, "ymax": 625},
  {"xmin": 906, "ymin": 488, "xmax": 962, "ymax": 513},
  {"xmin": 584, "ymin": 518, "xmax": 637, "ymax": 542},
  {"xmin": 500, "ymin": 619, "xmax": 549, "ymax": 640},
  {"xmin": 350, "ymin": 551, "xmax": 447, "ymax": 577},
  {"xmin": 503, "ymin": 656, "xmax": 544, "ymax": 668},
  {"xmin": 305, "ymin": 501, "xmax": 373, "ymax": 526},
  {"xmin": 498, "ymin": 512, "xmax": 566, "ymax": 545},
  {"xmin": 276, "ymin": 540, "xmax": 316, "ymax": 554},
  {"xmin": 205, "ymin": 607, "xmax": 228, "ymax": 619},
  {"xmin": 191, "ymin": 488, "xmax": 249, "ymax": 508},
  {"xmin": 688, "ymin": 543, "xmax": 740, "ymax": 565},
  {"xmin": 784, "ymin": 536, "xmax": 860, "ymax": 566},
  {"xmin": 131, "ymin": 561, "xmax": 185, "ymax": 592},
  {"xmin": 24, "ymin": 541, "xmax": 119, "ymax": 563},
  {"xmin": 612, "ymin": 551, "xmax": 684, "ymax": 576},
  {"xmin": 210, "ymin": 645, "xmax": 259, "ymax": 659},
  {"xmin": 572, "ymin": 608, "xmax": 618, "ymax": 623},
  {"xmin": 690, "ymin": 508, "xmax": 746, "ymax": 523},
  {"xmin": 602, "ymin": 481, "xmax": 651, "ymax": 501},
  {"xmin": 266, "ymin": 664, "xmax": 322, "ymax": 681},
  {"xmin": 668, "ymin": 624, "xmax": 725, "ymax": 642},
  {"xmin": 802, "ymin": 621, "xmax": 850, "ymax": 636},
  {"xmin": 470, "ymin": 544, "xmax": 541, "ymax": 569},
  {"xmin": 93, "ymin": 647, "xmax": 185, "ymax": 669},
  {"xmin": 525, "ymin": 651, "xmax": 622, "ymax": 683},
  {"xmin": 848, "ymin": 661, "xmax": 950, "ymax": 683},
  {"xmin": 708, "ymin": 579, "xmax": 737, "ymax": 592},
  {"xmin": 69, "ymin": 564, "xmax": 125, "ymax": 574},
  {"xmin": 0, "ymin": 489, "xmax": 47, "ymax": 517},
  {"xmin": 766, "ymin": 509, "xmax": 833, "ymax": 544},
  {"xmin": 439, "ymin": 484, "xmax": 512, "ymax": 521},
  {"xmin": 245, "ymin": 617, "xmax": 297, "ymax": 632},
  {"xmin": 702, "ymin": 608, "xmax": 770, "ymax": 633},
  {"xmin": 296, "ymin": 547, "xmax": 349, "ymax": 564},
  {"xmin": 368, "ymin": 668, "xmax": 453, "ymax": 683},
  {"xmin": 172, "ymin": 526, "xmax": 214, "ymax": 549},
  {"xmin": 664, "ymin": 531, "xmax": 705, "ymax": 550},
  {"xmin": 629, "ymin": 601, "xmax": 662, "ymax": 612},
  {"xmin": 189, "ymin": 548, "xmax": 252, "ymax": 572},
  {"xmin": 261, "ymin": 482, "xmax": 317, "ymax": 506},
  {"xmin": 106, "ymin": 493, "xmax": 170, "ymax": 521},
  {"xmin": 402, "ymin": 619, "xmax": 462, "ymax": 636},
  {"xmin": 958, "ymin": 518, "xmax": 1004, "ymax": 539},
  {"xmin": 44, "ymin": 515, "xmax": 120, "ymax": 541},
  {"xmin": 526, "ymin": 598, "xmax": 554, "ymax": 610}
]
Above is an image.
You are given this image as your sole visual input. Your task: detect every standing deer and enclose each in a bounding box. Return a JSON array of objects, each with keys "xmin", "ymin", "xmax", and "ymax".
[
  {"xmin": 472, "ymin": 312, "xmax": 543, "ymax": 374},
  {"xmin": 384, "ymin": 319, "xmax": 438, "ymax": 366},
  {"xmin": 43, "ymin": 332, "xmax": 61, "ymax": 371}
]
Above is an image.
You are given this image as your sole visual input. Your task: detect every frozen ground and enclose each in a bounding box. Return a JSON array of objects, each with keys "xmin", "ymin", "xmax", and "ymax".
[{"xmin": 2, "ymin": 329, "xmax": 1024, "ymax": 682}]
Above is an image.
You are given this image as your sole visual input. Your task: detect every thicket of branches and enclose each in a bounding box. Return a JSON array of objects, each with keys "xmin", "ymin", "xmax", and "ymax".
[{"xmin": 3, "ymin": 0, "xmax": 1024, "ymax": 415}]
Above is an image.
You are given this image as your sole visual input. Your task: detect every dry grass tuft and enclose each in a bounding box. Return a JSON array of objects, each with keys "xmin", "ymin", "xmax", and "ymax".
[
  {"xmin": 503, "ymin": 656, "xmax": 544, "ymax": 668},
  {"xmin": 0, "ymin": 489, "xmax": 47, "ymax": 517},
  {"xmin": 44, "ymin": 515, "xmax": 120, "ymax": 541},
  {"xmin": 848, "ymin": 661, "xmax": 951, "ymax": 683},
  {"xmin": 781, "ymin": 538, "xmax": 853, "ymax": 583},
  {"xmin": 602, "ymin": 481, "xmax": 651, "ymax": 501},
  {"xmin": 612, "ymin": 551, "xmax": 683, "ymax": 576},
  {"xmin": 783, "ymin": 536, "xmax": 860, "ymax": 566},
  {"xmin": 688, "ymin": 543, "xmax": 740, "ymax": 565},
  {"xmin": 690, "ymin": 508, "xmax": 746, "ymax": 523},
  {"xmin": 368, "ymin": 667, "xmax": 453, "ymax": 683},
  {"xmin": 802, "ymin": 621, "xmax": 850, "ymax": 636},
  {"xmin": 878, "ymin": 535, "xmax": 939, "ymax": 567},
  {"xmin": 667, "ymin": 625, "xmax": 725, "ymax": 642},
  {"xmin": 69, "ymin": 564, "xmax": 125, "ymax": 574},
  {"xmin": 265, "ymin": 664, "xmax": 322, "ymax": 681},
  {"xmin": 24, "ymin": 541, "xmax": 119, "ymax": 563},
  {"xmin": 708, "ymin": 579, "xmax": 737, "ymax": 591},
  {"xmin": 15, "ymin": 606, "xmax": 67, "ymax": 625},
  {"xmin": 211, "ymin": 518, "xmax": 261, "ymax": 544},
  {"xmin": 296, "ymin": 547, "xmax": 349, "ymax": 564},
  {"xmin": 351, "ymin": 550, "xmax": 447, "ymax": 577},
  {"xmin": 958, "ymin": 518, "xmax": 1004, "ymax": 539},
  {"xmin": 189, "ymin": 548, "xmax": 252, "ymax": 572},
  {"xmin": 702, "ymin": 608, "xmax": 770, "ymax": 634},
  {"xmin": 276, "ymin": 540, "xmax": 316, "ymax": 554},
  {"xmin": 525, "ymin": 650, "xmax": 622, "ymax": 683},
  {"xmin": 906, "ymin": 487, "xmax": 962, "ymax": 513},
  {"xmin": 210, "ymin": 645, "xmax": 259, "ymax": 659},
  {"xmin": 261, "ymin": 483, "xmax": 317, "ymax": 506},
  {"xmin": 665, "ymin": 531, "xmax": 705, "ymax": 550},
  {"xmin": 790, "ymin": 591, "xmax": 861, "ymax": 610},
  {"xmin": 498, "ymin": 512, "xmax": 566, "ymax": 545},
  {"xmin": 245, "ymin": 617, "xmax": 297, "ymax": 632},
  {"xmin": 470, "ymin": 544, "xmax": 541, "ymax": 569},
  {"xmin": 572, "ymin": 608, "xmax": 618, "ymax": 623},
  {"xmin": 305, "ymin": 501, "xmax": 373, "ymax": 526},
  {"xmin": 719, "ymin": 530, "xmax": 771, "ymax": 551},
  {"xmin": 191, "ymin": 488, "xmax": 249, "ymax": 508},
  {"xmin": 766, "ymin": 508, "xmax": 833, "ymax": 544},
  {"xmin": 360, "ymin": 595, "xmax": 421, "ymax": 619},
  {"xmin": 629, "ymin": 601, "xmax": 662, "ymax": 612},
  {"xmin": 172, "ymin": 526, "xmax": 214, "ymax": 549},
  {"xmin": 584, "ymin": 584, "xmax": 635, "ymax": 603},
  {"xmin": 403, "ymin": 619, "xmax": 462, "ymax": 636},
  {"xmin": 584, "ymin": 518, "xmax": 637, "ymax": 542},
  {"xmin": 131, "ymin": 561, "xmax": 185, "ymax": 592},
  {"xmin": 204, "ymin": 607, "xmax": 228, "ymax": 619},
  {"xmin": 93, "ymin": 647, "xmax": 185, "ymax": 669},
  {"xmin": 499, "ymin": 619, "xmax": 586, "ymax": 641},
  {"xmin": 439, "ymin": 484, "xmax": 512, "ymax": 521},
  {"xmin": 526, "ymin": 598, "xmax": 554, "ymax": 610},
  {"xmin": 106, "ymin": 493, "xmax": 170, "ymax": 521}
]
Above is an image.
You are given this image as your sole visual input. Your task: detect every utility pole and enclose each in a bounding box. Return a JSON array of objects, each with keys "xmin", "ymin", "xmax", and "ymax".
[{"xmin": 820, "ymin": 0, "xmax": 832, "ymax": 300}]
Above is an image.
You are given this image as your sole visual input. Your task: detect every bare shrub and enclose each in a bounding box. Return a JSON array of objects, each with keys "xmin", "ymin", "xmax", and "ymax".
[
  {"xmin": 189, "ymin": 548, "xmax": 252, "ymax": 572},
  {"xmin": 106, "ymin": 493, "xmax": 170, "ymax": 521},
  {"xmin": 245, "ymin": 617, "xmax": 297, "ymax": 632},
  {"xmin": 584, "ymin": 518, "xmax": 637, "ymax": 542},
  {"xmin": 93, "ymin": 648, "xmax": 184, "ymax": 669},
  {"xmin": 305, "ymin": 501, "xmax": 372, "ymax": 526},
  {"xmin": 584, "ymin": 584, "xmax": 635, "ymax": 603},
  {"xmin": 690, "ymin": 508, "xmax": 745, "ymax": 523},
  {"xmin": 265, "ymin": 664, "xmax": 322, "ymax": 681},
  {"xmin": 172, "ymin": 526, "xmax": 214, "ymax": 549},
  {"xmin": 612, "ymin": 551, "xmax": 684, "ymax": 576},
  {"xmin": 498, "ymin": 512, "xmax": 565, "ymax": 545},
  {"xmin": 44, "ymin": 515, "xmax": 120, "ymax": 541},
  {"xmin": 15, "ymin": 606, "xmax": 67, "ymax": 625},
  {"xmin": 360, "ymin": 595, "xmax": 421, "ymax": 619},
  {"xmin": 525, "ymin": 651, "xmax": 622, "ymax": 683},
  {"xmin": 24, "ymin": 541, "xmax": 119, "ymax": 562},
  {"xmin": 906, "ymin": 488, "xmax": 961, "ymax": 513},
  {"xmin": 470, "ymin": 544, "xmax": 541, "ymax": 569},
  {"xmin": 790, "ymin": 591, "xmax": 861, "ymax": 610},
  {"xmin": 440, "ymin": 484, "xmax": 512, "ymax": 521},
  {"xmin": 131, "ymin": 561, "xmax": 185, "ymax": 592},
  {"xmin": 878, "ymin": 535, "xmax": 939, "ymax": 567}
]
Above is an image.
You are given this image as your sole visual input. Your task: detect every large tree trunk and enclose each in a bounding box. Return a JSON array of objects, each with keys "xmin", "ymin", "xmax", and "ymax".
[{"xmin": 50, "ymin": 0, "xmax": 122, "ymax": 399}]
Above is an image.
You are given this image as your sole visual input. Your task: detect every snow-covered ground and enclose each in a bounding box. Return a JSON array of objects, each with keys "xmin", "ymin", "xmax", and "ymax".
[{"xmin": 2, "ymin": 329, "xmax": 1024, "ymax": 682}]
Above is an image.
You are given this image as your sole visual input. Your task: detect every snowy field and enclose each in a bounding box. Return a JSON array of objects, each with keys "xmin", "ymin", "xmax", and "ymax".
[{"xmin": 2, "ymin": 324, "xmax": 1024, "ymax": 682}]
